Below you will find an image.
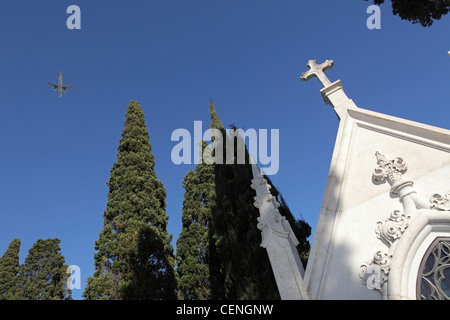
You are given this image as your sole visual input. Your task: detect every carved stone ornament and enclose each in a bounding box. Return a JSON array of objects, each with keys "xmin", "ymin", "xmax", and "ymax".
[
  {"xmin": 250, "ymin": 172, "xmax": 300, "ymax": 248},
  {"xmin": 373, "ymin": 151, "xmax": 408, "ymax": 184},
  {"xmin": 257, "ymin": 215, "xmax": 300, "ymax": 248},
  {"xmin": 360, "ymin": 251, "xmax": 392, "ymax": 290},
  {"xmin": 361, "ymin": 152, "xmax": 412, "ymax": 292},
  {"xmin": 362, "ymin": 208, "xmax": 411, "ymax": 290},
  {"xmin": 360, "ymin": 209, "xmax": 410, "ymax": 292},
  {"xmin": 430, "ymin": 192, "xmax": 450, "ymax": 211},
  {"xmin": 251, "ymin": 176, "xmax": 277, "ymax": 209},
  {"xmin": 375, "ymin": 210, "xmax": 411, "ymax": 247}
]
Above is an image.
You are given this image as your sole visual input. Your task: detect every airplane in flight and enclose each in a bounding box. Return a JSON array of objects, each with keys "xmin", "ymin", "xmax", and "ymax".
[{"xmin": 47, "ymin": 73, "xmax": 75, "ymax": 98}]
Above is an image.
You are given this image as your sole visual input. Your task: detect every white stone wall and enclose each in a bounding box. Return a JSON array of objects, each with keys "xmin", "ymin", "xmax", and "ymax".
[{"xmin": 303, "ymin": 106, "xmax": 450, "ymax": 300}]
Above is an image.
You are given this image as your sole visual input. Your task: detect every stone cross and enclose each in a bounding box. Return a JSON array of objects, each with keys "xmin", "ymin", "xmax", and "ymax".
[{"xmin": 300, "ymin": 59, "xmax": 334, "ymax": 88}]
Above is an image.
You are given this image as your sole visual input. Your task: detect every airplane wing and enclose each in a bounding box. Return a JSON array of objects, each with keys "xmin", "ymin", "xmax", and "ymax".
[
  {"xmin": 62, "ymin": 85, "xmax": 75, "ymax": 92},
  {"xmin": 46, "ymin": 81, "xmax": 58, "ymax": 89}
]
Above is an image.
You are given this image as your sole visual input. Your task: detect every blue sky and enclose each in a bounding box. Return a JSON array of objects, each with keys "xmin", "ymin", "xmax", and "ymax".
[{"xmin": 0, "ymin": 1, "xmax": 449, "ymax": 300}]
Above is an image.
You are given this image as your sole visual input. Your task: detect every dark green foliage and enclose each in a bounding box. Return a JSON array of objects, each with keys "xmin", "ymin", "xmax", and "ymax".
[
  {"xmin": 83, "ymin": 101, "xmax": 176, "ymax": 300},
  {"xmin": 210, "ymin": 160, "xmax": 281, "ymax": 299},
  {"xmin": 18, "ymin": 239, "xmax": 71, "ymax": 300},
  {"xmin": 0, "ymin": 239, "xmax": 21, "ymax": 300},
  {"xmin": 364, "ymin": 0, "xmax": 450, "ymax": 27},
  {"xmin": 207, "ymin": 102, "xmax": 311, "ymax": 300},
  {"xmin": 176, "ymin": 152, "xmax": 215, "ymax": 299},
  {"xmin": 209, "ymin": 101, "xmax": 224, "ymax": 131}
]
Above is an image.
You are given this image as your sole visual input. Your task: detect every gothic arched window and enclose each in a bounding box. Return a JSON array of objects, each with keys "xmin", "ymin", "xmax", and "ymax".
[{"xmin": 417, "ymin": 237, "xmax": 450, "ymax": 300}]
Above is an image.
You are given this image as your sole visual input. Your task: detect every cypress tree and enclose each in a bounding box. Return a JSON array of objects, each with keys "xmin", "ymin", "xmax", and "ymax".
[
  {"xmin": 207, "ymin": 102, "xmax": 311, "ymax": 299},
  {"xmin": 0, "ymin": 239, "xmax": 21, "ymax": 300},
  {"xmin": 176, "ymin": 142, "xmax": 215, "ymax": 300},
  {"xmin": 18, "ymin": 238, "xmax": 71, "ymax": 300},
  {"xmin": 84, "ymin": 101, "xmax": 176, "ymax": 300}
]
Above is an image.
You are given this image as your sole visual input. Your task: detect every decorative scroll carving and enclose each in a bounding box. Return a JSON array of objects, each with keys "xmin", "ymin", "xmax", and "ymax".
[
  {"xmin": 361, "ymin": 151, "xmax": 450, "ymax": 295},
  {"xmin": 360, "ymin": 209, "xmax": 410, "ymax": 292},
  {"xmin": 430, "ymin": 192, "xmax": 450, "ymax": 211},
  {"xmin": 360, "ymin": 251, "xmax": 392, "ymax": 290},
  {"xmin": 375, "ymin": 210, "xmax": 411, "ymax": 247},
  {"xmin": 361, "ymin": 152, "xmax": 412, "ymax": 292}
]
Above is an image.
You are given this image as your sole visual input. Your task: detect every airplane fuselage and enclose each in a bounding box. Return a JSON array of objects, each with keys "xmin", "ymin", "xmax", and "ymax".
[
  {"xmin": 57, "ymin": 73, "xmax": 63, "ymax": 97},
  {"xmin": 47, "ymin": 73, "xmax": 74, "ymax": 98}
]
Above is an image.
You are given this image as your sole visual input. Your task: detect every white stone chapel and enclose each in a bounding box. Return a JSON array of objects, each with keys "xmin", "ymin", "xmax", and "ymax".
[{"xmin": 250, "ymin": 59, "xmax": 450, "ymax": 300}]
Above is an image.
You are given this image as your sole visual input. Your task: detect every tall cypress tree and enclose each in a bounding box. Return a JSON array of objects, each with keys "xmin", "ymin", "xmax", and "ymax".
[
  {"xmin": 18, "ymin": 238, "xmax": 71, "ymax": 300},
  {"xmin": 176, "ymin": 142, "xmax": 215, "ymax": 300},
  {"xmin": 208, "ymin": 102, "xmax": 311, "ymax": 299},
  {"xmin": 84, "ymin": 101, "xmax": 176, "ymax": 300},
  {"xmin": 0, "ymin": 239, "xmax": 21, "ymax": 300}
]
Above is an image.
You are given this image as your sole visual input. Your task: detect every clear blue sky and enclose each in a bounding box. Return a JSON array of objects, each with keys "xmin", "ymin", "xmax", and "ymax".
[{"xmin": 0, "ymin": 1, "xmax": 449, "ymax": 300}]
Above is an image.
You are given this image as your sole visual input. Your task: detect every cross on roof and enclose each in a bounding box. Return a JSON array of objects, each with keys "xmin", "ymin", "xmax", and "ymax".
[{"xmin": 300, "ymin": 59, "xmax": 334, "ymax": 88}]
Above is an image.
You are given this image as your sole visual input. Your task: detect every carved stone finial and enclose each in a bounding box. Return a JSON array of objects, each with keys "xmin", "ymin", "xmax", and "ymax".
[
  {"xmin": 300, "ymin": 59, "xmax": 334, "ymax": 88},
  {"xmin": 373, "ymin": 151, "xmax": 408, "ymax": 185}
]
